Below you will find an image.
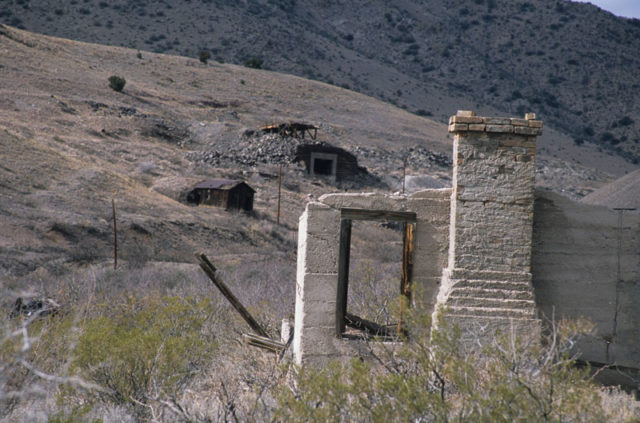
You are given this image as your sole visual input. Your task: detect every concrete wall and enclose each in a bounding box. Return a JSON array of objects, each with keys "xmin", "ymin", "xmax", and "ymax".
[
  {"xmin": 293, "ymin": 190, "xmax": 450, "ymax": 365},
  {"xmin": 532, "ymin": 190, "xmax": 640, "ymax": 374}
]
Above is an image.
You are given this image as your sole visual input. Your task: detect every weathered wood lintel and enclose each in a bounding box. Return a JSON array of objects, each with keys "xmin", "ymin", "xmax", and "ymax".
[{"xmin": 340, "ymin": 208, "xmax": 417, "ymax": 222}]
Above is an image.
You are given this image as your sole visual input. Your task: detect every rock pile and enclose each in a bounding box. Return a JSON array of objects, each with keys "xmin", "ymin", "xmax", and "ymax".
[
  {"xmin": 351, "ymin": 145, "xmax": 451, "ymax": 173},
  {"xmin": 186, "ymin": 133, "xmax": 452, "ymax": 182},
  {"xmin": 186, "ymin": 133, "xmax": 303, "ymax": 167}
]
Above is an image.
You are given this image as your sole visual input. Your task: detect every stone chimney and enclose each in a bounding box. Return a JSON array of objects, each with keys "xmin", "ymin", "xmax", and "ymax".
[{"xmin": 435, "ymin": 111, "xmax": 543, "ymax": 339}]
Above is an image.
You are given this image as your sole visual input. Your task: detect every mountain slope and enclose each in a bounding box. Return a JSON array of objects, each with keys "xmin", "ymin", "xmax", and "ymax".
[
  {"xmin": 0, "ymin": 25, "xmax": 452, "ymax": 276},
  {"xmin": 3, "ymin": 0, "xmax": 640, "ymax": 167},
  {"xmin": 0, "ymin": 24, "xmax": 635, "ymax": 277},
  {"xmin": 581, "ymin": 169, "xmax": 640, "ymax": 209}
]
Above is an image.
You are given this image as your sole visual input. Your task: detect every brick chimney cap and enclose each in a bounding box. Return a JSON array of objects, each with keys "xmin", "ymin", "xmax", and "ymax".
[{"xmin": 456, "ymin": 110, "xmax": 476, "ymax": 117}]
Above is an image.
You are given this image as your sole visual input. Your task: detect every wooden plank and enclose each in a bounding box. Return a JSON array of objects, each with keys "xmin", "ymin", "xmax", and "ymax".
[
  {"xmin": 197, "ymin": 253, "xmax": 269, "ymax": 338},
  {"xmin": 242, "ymin": 333, "xmax": 286, "ymax": 353},
  {"xmin": 345, "ymin": 312, "xmax": 393, "ymax": 337},
  {"xmin": 336, "ymin": 219, "xmax": 352, "ymax": 337},
  {"xmin": 340, "ymin": 208, "xmax": 416, "ymax": 222}
]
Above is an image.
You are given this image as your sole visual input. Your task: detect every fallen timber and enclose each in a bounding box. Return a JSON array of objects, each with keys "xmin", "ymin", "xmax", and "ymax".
[
  {"xmin": 242, "ymin": 333, "xmax": 287, "ymax": 353},
  {"xmin": 197, "ymin": 253, "xmax": 269, "ymax": 338}
]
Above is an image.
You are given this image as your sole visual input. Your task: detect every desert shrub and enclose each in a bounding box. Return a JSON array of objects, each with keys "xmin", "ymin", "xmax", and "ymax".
[
  {"xmin": 584, "ymin": 125, "xmax": 595, "ymax": 137},
  {"xmin": 415, "ymin": 109, "xmax": 432, "ymax": 116},
  {"xmin": 47, "ymin": 405, "xmax": 102, "ymax": 423},
  {"xmin": 618, "ymin": 116, "xmax": 634, "ymax": 126},
  {"xmin": 108, "ymin": 75, "xmax": 126, "ymax": 92},
  {"xmin": 243, "ymin": 57, "xmax": 263, "ymax": 69},
  {"xmin": 199, "ymin": 50, "xmax": 211, "ymax": 64},
  {"xmin": 0, "ymin": 297, "xmax": 82, "ymax": 419},
  {"xmin": 70, "ymin": 295, "xmax": 216, "ymax": 417},
  {"xmin": 600, "ymin": 132, "xmax": 616, "ymax": 143},
  {"xmin": 277, "ymin": 313, "xmax": 636, "ymax": 422}
]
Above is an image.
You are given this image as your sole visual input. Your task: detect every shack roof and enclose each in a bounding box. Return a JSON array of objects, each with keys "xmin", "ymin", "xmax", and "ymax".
[{"xmin": 193, "ymin": 179, "xmax": 255, "ymax": 192}]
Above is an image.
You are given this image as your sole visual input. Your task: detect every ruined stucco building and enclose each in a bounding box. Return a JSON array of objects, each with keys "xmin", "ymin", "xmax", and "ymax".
[{"xmin": 292, "ymin": 111, "xmax": 639, "ymax": 386}]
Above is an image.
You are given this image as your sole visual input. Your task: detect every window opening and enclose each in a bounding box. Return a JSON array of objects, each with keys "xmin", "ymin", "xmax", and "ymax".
[
  {"xmin": 313, "ymin": 158, "xmax": 334, "ymax": 175},
  {"xmin": 336, "ymin": 208, "xmax": 415, "ymax": 339}
]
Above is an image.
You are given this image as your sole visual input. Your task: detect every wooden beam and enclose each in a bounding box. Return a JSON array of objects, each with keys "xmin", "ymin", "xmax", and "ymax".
[
  {"xmin": 345, "ymin": 312, "xmax": 393, "ymax": 337},
  {"xmin": 340, "ymin": 208, "xmax": 416, "ymax": 222},
  {"xmin": 197, "ymin": 253, "xmax": 269, "ymax": 338},
  {"xmin": 242, "ymin": 333, "xmax": 286, "ymax": 353}
]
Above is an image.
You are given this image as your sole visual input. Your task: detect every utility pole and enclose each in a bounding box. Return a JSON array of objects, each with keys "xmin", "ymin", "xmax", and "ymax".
[
  {"xmin": 112, "ymin": 199, "xmax": 118, "ymax": 269},
  {"xmin": 402, "ymin": 156, "xmax": 407, "ymax": 194},
  {"xmin": 277, "ymin": 164, "xmax": 282, "ymax": 225}
]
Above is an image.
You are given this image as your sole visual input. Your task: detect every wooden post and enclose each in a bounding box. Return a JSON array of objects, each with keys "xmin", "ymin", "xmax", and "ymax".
[
  {"xmin": 197, "ymin": 253, "xmax": 269, "ymax": 338},
  {"xmin": 336, "ymin": 219, "xmax": 352, "ymax": 337},
  {"xmin": 276, "ymin": 164, "xmax": 282, "ymax": 225},
  {"xmin": 399, "ymin": 222, "xmax": 414, "ymax": 334},
  {"xmin": 112, "ymin": 199, "xmax": 117, "ymax": 270}
]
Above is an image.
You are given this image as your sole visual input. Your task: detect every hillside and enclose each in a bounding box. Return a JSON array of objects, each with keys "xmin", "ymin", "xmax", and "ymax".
[
  {"xmin": 2, "ymin": 0, "xmax": 640, "ymax": 167},
  {"xmin": 0, "ymin": 24, "xmax": 451, "ymax": 277},
  {"xmin": 582, "ymin": 169, "xmax": 640, "ymax": 209},
  {"xmin": 0, "ymin": 23, "xmax": 635, "ymax": 279},
  {"xmin": 1, "ymin": 24, "xmax": 639, "ymax": 422}
]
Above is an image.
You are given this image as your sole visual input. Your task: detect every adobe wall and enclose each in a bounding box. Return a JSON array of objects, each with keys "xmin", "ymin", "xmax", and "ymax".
[
  {"xmin": 532, "ymin": 190, "xmax": 640, "ymax": 379},
  {"xmin": 293, "ymin": 189, "xmax": 450, "ymax": 365}
]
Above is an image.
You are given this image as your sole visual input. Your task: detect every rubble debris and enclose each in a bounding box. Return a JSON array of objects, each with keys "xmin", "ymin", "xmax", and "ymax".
[{"xmin": 10, "ymin": 298, "xmax": 60, "ymax": 319}]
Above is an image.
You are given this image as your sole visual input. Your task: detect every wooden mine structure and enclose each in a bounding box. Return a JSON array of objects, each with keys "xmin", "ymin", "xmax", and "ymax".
[{"xmin": 260, "ymin": 122, "xmax": 319, "ymax": 139}]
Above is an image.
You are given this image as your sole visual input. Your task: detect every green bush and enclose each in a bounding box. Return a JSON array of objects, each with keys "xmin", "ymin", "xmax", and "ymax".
[
  {"xmin": 108, "ymin": 75, "xmax": 126, "ymax": 92},
  {"xmin": 47, "ymin": 405, "xmax": 102, "ymax": 423},
  {"xmin": 277, "ymin": 312, "xmax": 631, "ymax": 422},
  {"xmin": 70, "ymin": 295, "xmax": 216, "ymax": 415}
]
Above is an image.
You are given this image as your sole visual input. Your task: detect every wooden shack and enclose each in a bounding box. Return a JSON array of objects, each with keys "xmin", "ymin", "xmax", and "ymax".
[
  {"xmin": 187, "ymin": 179, "xmax": 255, "ymax": 211},
  {"xmin": 294, "ymin": 143, "xmax": 364, "ymax": 182}
]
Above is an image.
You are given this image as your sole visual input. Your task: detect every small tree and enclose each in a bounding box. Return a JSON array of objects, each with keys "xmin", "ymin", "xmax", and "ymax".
[
  {"xmin": 108, "ymin": 75, "xmax": 126, "ymax": 92},
  {"xmin": 199, "ymin": 50, "xmax": 211, "ymax": 64}
]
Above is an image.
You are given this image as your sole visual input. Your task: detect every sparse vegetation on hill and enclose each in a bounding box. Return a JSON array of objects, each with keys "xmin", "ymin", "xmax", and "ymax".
[{"xmin": 2, "ymin": 0, "xmax": 640, "ymax": 164}]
